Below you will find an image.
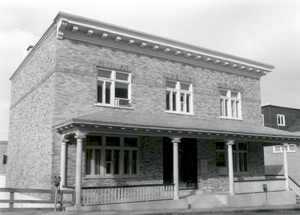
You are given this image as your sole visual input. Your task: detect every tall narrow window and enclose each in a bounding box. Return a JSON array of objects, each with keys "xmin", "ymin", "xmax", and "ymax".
[
  {"xmin": 277, "ymin": 114, "xmax": 285, "ymax": 126},
  {"xmin": 97, "ymin": 69, "xmax": 131, "ymax": 107},
  {"xmin": 166, "ymin": 80, "xmax": 192, "ymax": 114},
  {"xmin": 220, "ymin": 89, "xmax": 241, "ymax": 119},
  {"xmin": 85, "ymin": 136, "xmax": 102, "ymax": 176}
]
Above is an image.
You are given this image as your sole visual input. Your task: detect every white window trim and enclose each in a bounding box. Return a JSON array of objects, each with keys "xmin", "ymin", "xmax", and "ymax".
[
  {"xmin": 96, "ymin": 68, "xmax": 132, "ymax": 108},
  {"xmin": 277, "ymin": 114, "xmax": 285, "ymax": 126},
  {"xmin": 219, "ymin": 89, "xmax": 242, "ymax": 120},
  {"xmin": 262, "ymin": 114, "xmax": 264, "ymax": 126},
  {"xmin": 84, "ymin": 135, "xmax": 139, "ymax": 178},
  {"xmin": 273, "ymin": 144, "xmax": 296, "ymax": 153},
  {"xmin": 166, "ymin": 80, "xmax": 193, "ymax": 114}
]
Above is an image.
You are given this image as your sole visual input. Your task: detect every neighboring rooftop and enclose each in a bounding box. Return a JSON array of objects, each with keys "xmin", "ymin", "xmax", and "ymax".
[{"xmin": 262, "ymin": 104, "xmax": 300, "ymax": 111}]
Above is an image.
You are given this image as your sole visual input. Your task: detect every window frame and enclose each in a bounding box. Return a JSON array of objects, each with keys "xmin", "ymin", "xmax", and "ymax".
[
  {"xmin": 277, "ymin": 114, "xmax": 285, "ymax": 126},
  {"xmin": 219, "ymin": 89, "xmax": 242, "ymax": 120},
  {"xmin": 273, "ymin": 144, "xmax": 296, "ymax": 153},
  {"xmin": 165, "ymin": 80, "xmax": 193, "ymax": 114},
  {"xmin": 84, "ymin": 135, "xmax": 139, "ymax": 178},
  {"xmin": 96, "ymin": 68, "xmax": 132, "ymax": 108}
]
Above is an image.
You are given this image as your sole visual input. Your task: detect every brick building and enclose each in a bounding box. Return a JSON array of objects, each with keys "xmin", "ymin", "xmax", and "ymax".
[
  {"xmin": 262, "ymin": 105, "xmax": 300, "ymax": 188},
  {"xmin": 6, "ymin": 12, "xmax": 300, "ymax": 208},
  {"xmin": 262, "ymin": 104, "xmax": 300, "ymax": 131}
]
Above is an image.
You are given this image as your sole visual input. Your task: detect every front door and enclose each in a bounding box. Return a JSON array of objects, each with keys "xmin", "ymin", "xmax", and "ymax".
[{"xmin": 163, "ymin": 137, "xmax": 197, "ymax": 188}]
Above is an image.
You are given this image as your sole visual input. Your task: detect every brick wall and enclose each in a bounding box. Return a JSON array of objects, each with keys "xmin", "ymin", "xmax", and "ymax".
[
  {"xmin": 6, "ymin": 29, "xmax": 57, "ymax": 189},
  {"xmin": 262, "ymin": 105, "xmax": 300, "ymax": 130}
]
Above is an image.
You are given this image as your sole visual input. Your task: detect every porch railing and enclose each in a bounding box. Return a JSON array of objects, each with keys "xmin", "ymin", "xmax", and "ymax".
[
  {"xmin": 82, "ymin": 184, "xmax": 174, "ymax": 206},
  {"xmin": 289, "ymin": 176, "xmax": 300, "ymax": 196},
  {"xmin": 234, "ymin": 178, "xmax": 286, "ymax": 194}
]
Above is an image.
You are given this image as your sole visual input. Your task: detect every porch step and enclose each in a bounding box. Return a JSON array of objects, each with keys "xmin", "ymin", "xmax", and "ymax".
[{"xmin": 179, "ymin": 189, "xmax": 197, "ymax": 198}]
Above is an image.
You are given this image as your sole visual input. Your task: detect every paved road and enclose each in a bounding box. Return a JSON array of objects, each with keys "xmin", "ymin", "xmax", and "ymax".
[{"xmin": 1, "ymin": 208, "xmax": 300, "ymax": 215}]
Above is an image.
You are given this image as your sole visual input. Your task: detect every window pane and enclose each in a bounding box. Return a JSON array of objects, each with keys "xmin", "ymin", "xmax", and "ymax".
[
  {"xmin": 216, "ymin": 142, "xmax": 225, "ymax": 150},
  {"xmin": 106, "ymin": 150, "xmax": 112, "ymax": 161},
  {"xmin": 220, "ymin": 90, "xmax": 227, "ymax": 97},
  {"xmin": 106, "ymin": 137, "xmax": 120, "ymax": 146},
  {"xmin": 97, "ymin": 81, "xmax": 103, "ymax": 103},
  {"xmin": 238, "ymin": 143, "xmax": 247, "ymax": 151},
  {"xmin": 274, "ymin": 145, "xmax": 282, "ymax": 152},
  {"xmin": 172, "ymin": 92, "xmax": 176, "ymax": 111},
  {"xmin": 115, "ymin": 82, "xmax": 128, "ymax": 99},
  {"xmin": 225, "ymin": 99, "xmax": 228, "ymax": 116},
  {"xmin": 166, "ymin": 91, "xmax": 170, "ymax": 110},
  {"xmin": 180, "ymin": 93, "xmax": 185, "ymax": 111},
  {"xmin": 289, "ymin": 144, "xmax": 296, "ymax": 152},
  {"xmin": 124, "ymin": 150, "xmax": 130, "ymax": 174},
  {"xmin": 231, "ymin": 91, "xmax": 238, "ymax": 98},
  {"xmin": 114, "ymin": 150, "xmax": 120, "ymax": 174},
  {"xmin": 105, "ymin": 82, "xmax": 111, "ymax": 104},
  {"xmin": 216, "ymin": 152, "xmax": 225, "ymax": 167},
  {"xmin": 220, "ymin": 99, "xmax": 224, "ymax": 116},
  {"xmin": 98, "ymin": 69, "xmax": 111, "ymax": 78},
  {"xmin": 132, "ymin": 151, "xmax": 137, "ymax": 174},
  {"xmin": 86, "ymin": 136, "xmax": 102, "ymax": 146},
  {"xmin": 180, "ymin": 83, "xmax": 190, "ymax": 91},
  {"xmin": 239, "ymin": 152, "xmax": 244, "ymax": 172},
  {"xmin": 116, "ymin": 72, "xmax": 129, "ymax": 81},
  {"xmin": 85, "ymin": 149, "xmax": 93, "ymax": 175},
  {"xmin": 186, "ymin": 94, "xmax": 190, "ymax": 112},
  {"xmin": 106, "ymin": 163, "xmax": 111, "ymax": 174},
  {"xmin": 166, "ymin": 81, "xmax": 176, "ymax": 88},
  {"xmin": 231, "ymin": 100, "xmax": 236, "ymax": 117},
  {"xmin": 95, "ymin": 149, "xmax": 101, "ymax": 175},
  {"xmin": 244, "ymin": 153, "xmax": 248, "ymax": 171},
  {"xmin": 124, "ymin": 137, "xmax": 138, "ymax": 147},
  {"xmin": 233, "ymin": 152, "xmax": 237, "ymax": 172}
]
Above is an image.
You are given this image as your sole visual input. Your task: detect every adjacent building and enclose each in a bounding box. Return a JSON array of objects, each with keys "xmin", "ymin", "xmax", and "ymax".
[{"xmin": 6, "ymin": 12, "xmax": 300, "ymax": 208}]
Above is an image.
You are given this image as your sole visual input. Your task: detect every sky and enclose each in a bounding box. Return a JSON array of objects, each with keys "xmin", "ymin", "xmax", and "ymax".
[{"xmin": 0, "ymin": 0, "xmax": 300, "ymax": 140}]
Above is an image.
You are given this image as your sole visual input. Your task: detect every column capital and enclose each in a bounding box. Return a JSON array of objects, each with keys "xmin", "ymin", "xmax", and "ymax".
[
  {"xmin": 75, "ymin": 134, "xmax": 86, "ymax": 140},
  {"xmin": 62, "ymin": 138, "xmax": 69, "ymax": 143},
  {"xmin": 226, "ymin": 140, "xmax": 235, "ymax": 146},
  {"xmin": 282, "ymin": 143, "xmax": 289, "ymax": 149},
  {"xmin": 170, "ymin": 137, "xmax": 181, "ymax": 144}
]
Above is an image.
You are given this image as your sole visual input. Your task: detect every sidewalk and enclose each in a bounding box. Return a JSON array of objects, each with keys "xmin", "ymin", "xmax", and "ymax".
[{"xmin": 1, "ymin": 205, "xmax": 300, "ymax": 215}]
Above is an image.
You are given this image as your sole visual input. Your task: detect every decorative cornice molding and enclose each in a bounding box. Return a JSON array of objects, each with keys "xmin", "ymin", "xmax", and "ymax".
[{"xmin": 54, "ymin": 12, "xmax": 274, "ymax": 79}]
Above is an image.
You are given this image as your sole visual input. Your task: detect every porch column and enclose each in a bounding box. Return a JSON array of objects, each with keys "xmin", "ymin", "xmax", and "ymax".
[
  {"xmin": 75, "ymin": 134, "xmax": 85, "ymax": 207},
  {"xmin": 282, "ymin": 143, "xmax": 289, "ymax": 190},
  {"xmin": 227, "ymin": 140, "xmax": 235, "ymax": 195},
  {"xmin": 171, "ymin": 137, "xmax": 181, "ymax": 200},
  {"xmin": 60, "ymin": 136, "xmax": 68, "ymax": 188}
]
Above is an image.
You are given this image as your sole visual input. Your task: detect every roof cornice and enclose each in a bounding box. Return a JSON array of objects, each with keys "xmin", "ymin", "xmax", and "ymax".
[{"xmin": 54, "ymin": 12, "xmax": 274, "ymax": 77}]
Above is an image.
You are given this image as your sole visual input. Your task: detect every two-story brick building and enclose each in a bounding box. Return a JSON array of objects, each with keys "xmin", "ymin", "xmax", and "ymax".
[{"xmin": 6, "ymin": 12, "xmax": 300, "ymax": 209}]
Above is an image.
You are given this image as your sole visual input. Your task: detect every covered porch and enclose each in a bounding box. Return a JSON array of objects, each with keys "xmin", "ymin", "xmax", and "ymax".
[{"xmin": 54, "ymin": 110, "xmax": 300, "ymax": 208}]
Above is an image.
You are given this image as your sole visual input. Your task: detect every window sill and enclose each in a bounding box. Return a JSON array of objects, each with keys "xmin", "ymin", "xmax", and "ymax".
[
  {"xmin": 219, "ymin": 116, "xmax": 243, "ymax": 121},
  {"xmin": 164, "ymin": 110, "xmax": 195, "ymax": 116},
  {"xmin": 277, "ymin": 124, "xmax": 286, "ymax": 127},
  {"xmin": 94, "ymin": 103, "xmax": 134, "ymax": 110},
  {"xmin": 84, "ymin": 174, "xmax": 140, "ymax": 179}
]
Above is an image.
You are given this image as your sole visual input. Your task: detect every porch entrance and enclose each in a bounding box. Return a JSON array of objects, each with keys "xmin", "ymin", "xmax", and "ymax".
[{"xmin": 163, "ymin": 137, "xmax": 197, "ymax": 188}]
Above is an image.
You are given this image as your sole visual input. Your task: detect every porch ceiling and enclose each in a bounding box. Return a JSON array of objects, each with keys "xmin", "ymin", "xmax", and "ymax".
[{"xmin": 54, "ymin": 109, "xmax": 300, "ymax": 143}]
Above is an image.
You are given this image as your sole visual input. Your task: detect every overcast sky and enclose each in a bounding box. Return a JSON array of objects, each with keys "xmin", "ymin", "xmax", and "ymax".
[{"xmin": 0, "ymin": 0, "xmax": 300, "ymax": 140}]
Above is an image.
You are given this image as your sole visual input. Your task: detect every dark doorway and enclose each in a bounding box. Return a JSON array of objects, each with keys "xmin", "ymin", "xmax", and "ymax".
[{"xmin": 163, "ymin": 137, "xmax": 197, "ymax": 188}]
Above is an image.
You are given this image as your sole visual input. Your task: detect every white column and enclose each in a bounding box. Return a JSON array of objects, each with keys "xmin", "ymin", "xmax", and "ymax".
[
  {"xmin": 60, "ymin": 136, "xmax": 68, "ymax": 188},
  {"xmin": 227, "ymin": 140, "xmax": 235, "ymax": 195},
  {"xmin": 75, "ymin": 134, "xmax": 85, "ymax": 207},
  {"xmin": 282, "ymin": 143, "xmax": 289, "ymax": 190},
  {"xmin": 171, "ymin": 137, "xmax": 181, "ymax": 200}
]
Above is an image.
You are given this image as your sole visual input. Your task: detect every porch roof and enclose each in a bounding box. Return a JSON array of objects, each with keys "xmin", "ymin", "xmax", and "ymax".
[{"xmin": 54, "ymin": 109, "xmax": 300, "ymax": 142}]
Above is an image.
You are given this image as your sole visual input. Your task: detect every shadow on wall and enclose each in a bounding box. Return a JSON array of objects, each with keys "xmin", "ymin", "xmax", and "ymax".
[{"xmin": 265, "ymin": 165, "xmax": 283, "ymax": 176}]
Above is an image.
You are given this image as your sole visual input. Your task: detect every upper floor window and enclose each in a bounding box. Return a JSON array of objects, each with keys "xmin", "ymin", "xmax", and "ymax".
[
  {"xmin": 220, "ymin": 89, "xmax": 242, "ymax": 119},
  {"xmin": 166, "ymin": 80, "xmax": 193, "ymax": 114},
  {"xmin": 97, "ymin": 69, "xmax": 131, "ymax": 107},
  {"xmin": 277, "ymin": 114, "xmax": 285, "ymax": 126}
]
